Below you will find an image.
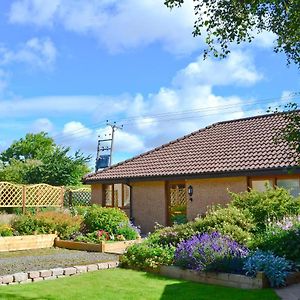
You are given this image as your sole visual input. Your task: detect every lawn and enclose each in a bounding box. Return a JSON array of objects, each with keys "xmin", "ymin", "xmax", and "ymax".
[{"xmin": 0, "ymin": 269, "xmax": 279, "ymax": 300}]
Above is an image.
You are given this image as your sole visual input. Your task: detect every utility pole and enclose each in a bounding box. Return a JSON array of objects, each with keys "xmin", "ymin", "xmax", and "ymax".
[
  {"xmin": 95, "ymin": 121, "xmax": 123, "ymax": 171},
  {"xmin": 106, "ymin": 121, "xmax": 123, "ymax": 166}
]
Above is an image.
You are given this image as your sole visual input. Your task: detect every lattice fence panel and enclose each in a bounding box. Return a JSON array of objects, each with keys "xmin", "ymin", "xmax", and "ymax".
[
  {"xmin": 170, "ymin": 185, "xmax": 187, "ymax": 207},
  {"xmin": 65, "ymin": 188, "xmax": 91, "ymax": 207},
  {"xmin": 25, "ymin": 184, "xmax": 62, "ymax": 207},
  {"xmin": 0, "ymin": 182, "xmax": 23, "ymax": 207}
]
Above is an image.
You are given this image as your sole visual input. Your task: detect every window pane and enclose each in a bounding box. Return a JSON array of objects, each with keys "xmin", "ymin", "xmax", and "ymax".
[
  {"xmin": 252, "ymin": 180, "xmax": 273, "ymax": 192},
  {"xmin": 104, "ymin": 185, "xmax": 112, "ymax": 206},
  {"xmin": 277, "ymin": 179, "xmax": 300, "ymax": 197},
  {"xmin": 123, "ymin": 185, "xmax": 130, "ymax": 208},
  {"xmin": 114, "ymin": 184, "xmax": 123, "ymax": 208}
]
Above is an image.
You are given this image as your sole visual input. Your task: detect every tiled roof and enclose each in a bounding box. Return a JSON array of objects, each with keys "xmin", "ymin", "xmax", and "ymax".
[{"xmin": 84, "ymin": 112, "xmax": 299, "ymax": 183}]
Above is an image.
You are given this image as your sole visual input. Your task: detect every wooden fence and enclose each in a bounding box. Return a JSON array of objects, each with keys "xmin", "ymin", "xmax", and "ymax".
[
  {"xmin": 0, "ymin": 182, "xmax": 64, "ymax": 212},
  {"xmin": 0, "ymin": 182, "xmax": 91, "ymax": 212},
  {"xmin": 64, "ymin": 188, "xmax": 91, "ymax": 207}
]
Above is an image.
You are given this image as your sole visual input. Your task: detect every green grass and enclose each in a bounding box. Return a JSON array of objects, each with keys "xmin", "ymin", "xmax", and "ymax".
[{"xmin": 0, "ymin": 269, "xmax": 279, "ymax": 300}]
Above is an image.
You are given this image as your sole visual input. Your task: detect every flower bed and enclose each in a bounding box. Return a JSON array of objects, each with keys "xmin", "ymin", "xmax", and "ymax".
[
  {"xmin": 55, "ymin": 237, "xmax": 141, "ymax": 253},
  {"xmin": 157, "ymin": 266, "xmax": 300, "ymax": 289},
  {"xmin": 0, "ymin": 234, "xmax": 57, "ymax": 252}
]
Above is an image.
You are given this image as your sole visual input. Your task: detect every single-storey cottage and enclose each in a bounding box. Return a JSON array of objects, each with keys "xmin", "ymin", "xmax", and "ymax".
[{"xmin": 83, "ymin": 112, "xmax": 300, "ymax": 233}]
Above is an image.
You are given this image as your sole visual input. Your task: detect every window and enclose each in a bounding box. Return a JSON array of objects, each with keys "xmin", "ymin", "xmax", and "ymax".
[
  {"xmin": 104, "ymin": 184, "xmax": 131, "ymax": 208},
  {"xmin": 277, "ymin": 179, "xmax": 300, "ymax": 197},
  {"xmin": 251, "ymin": 180, "xmax": 273, "ymax": 192}
]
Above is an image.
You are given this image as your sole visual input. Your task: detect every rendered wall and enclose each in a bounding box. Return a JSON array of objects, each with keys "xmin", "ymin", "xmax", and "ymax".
[
  {"xmin": 186, "ymin": 177, "xmax": 248, "ymax": 220},
  {"xmin": 131, "ymin": 181, "xmax": 167, "ymax": 233}
]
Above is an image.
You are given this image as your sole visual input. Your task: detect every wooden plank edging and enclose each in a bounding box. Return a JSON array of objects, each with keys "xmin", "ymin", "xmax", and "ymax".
[{"xmin": 0, "ymin": 234, "xmax": 57, "ymax": 252}]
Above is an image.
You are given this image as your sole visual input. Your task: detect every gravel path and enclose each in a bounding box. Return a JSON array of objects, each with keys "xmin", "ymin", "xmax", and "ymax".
[{"xmin": 0, "ymin": 248, "xmax": 118, "ymax": 276}]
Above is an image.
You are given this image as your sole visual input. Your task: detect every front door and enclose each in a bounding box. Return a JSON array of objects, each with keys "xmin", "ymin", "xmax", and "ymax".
[{"xmin": 168, "ymin": 183, "xmax": 187, "ymax": 225}]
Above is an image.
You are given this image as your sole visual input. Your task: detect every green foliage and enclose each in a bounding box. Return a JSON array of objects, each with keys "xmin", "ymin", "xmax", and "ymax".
[
  {"xmin": 192, "ymin": 206, "xmax": 254, "ymax": 244},
  {"xmin": 250, "ymin": 223, "xmax": 300, "ymax": 261},
  {"xmin": 75, "ymin": 230, "xmax": 110, "ymax": 243},
  {"xmin": 0, "ymin": 224, "xmax": 14, "ymax": 236},
  {"xmin": 165, "ymin": 0, "xmax": 300, "ymax": 67},
  {"xmin": 148, "ymin": 223, "xmax": 196, "ymax": 247},
  {"xmin": 270, "ymin": 102, "xmax": 300, "ymax": 153},
  {"xmin": 83, "ymin": 205, "xmax": 138, "ymax": 240},
  {"xmin": 12, "ymin": 211, "xmax": 83, "ymax": 239},
  {"xmin": 0, "ymin": 132, "xmax": 55, "ymax": 163},
  {"xmin": 0, "ymin": 132, "xmax": 91, "ymax": 186},
  {"xmin": 120, "ymin": 242, "xmax": 175, "ymax": 269},
  {"xmin": 230, "ymin": 187, "xmax": 300, "ymax": 231}
]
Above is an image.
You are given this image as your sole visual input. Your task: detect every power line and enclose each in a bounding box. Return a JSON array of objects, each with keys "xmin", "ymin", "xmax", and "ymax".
[{"xmin": 54, "ymin": 93, "xmax": 300, "ymax": 143}]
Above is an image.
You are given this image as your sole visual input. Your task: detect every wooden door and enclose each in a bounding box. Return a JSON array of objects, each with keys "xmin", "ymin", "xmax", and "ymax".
[{"xmin": 168, "ymin": 183, "xmax": 187, "ymax": 225}]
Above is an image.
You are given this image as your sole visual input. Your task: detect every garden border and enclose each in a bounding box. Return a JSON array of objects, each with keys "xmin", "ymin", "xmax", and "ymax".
[
  {"xmin": 54, "ymin": 238, "xmax": 141, "ymax": 253},
  {"xmin": 0, "ymin": 260, "xmax": 119, "ymax": 286},
  {"xmin": 0, "ymin": 234, "xmax": 57, "ymax": 252},
  {"xmin": 156, "ymin": 266, "xmax": 300, "ymax": 289}
]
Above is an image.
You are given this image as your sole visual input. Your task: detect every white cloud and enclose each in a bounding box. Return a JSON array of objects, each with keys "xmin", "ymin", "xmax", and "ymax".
[
  {"xmin": 1, "ymin": 50, "xmax": 264, "ymax": 163},
  {"xmin": 31, "ymin": 118, "xmax": 54, "ymax": 133},
  {"xmin": 9, "ymin": 0, "xmax": 198, "ymax": 55},
  {"xmin": 173, "ymin": 51, "xmax": 262, "ymax": 87},
  {"xmin": 0, "ymin": 37, "xmax": 57, "ymax": 69}
]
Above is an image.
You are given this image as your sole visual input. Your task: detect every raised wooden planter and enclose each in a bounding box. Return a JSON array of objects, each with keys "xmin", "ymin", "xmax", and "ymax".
[
  {"xmin": 158, "ymin": 266, "xmax": 300, "ymax": 289},
  {"xmin": 0, "ymin": 234, "xmax": 57, "ymax": 252},
  {"xmin": 55, "ymin": 238, "xmax": 141, "ymax": 253}
]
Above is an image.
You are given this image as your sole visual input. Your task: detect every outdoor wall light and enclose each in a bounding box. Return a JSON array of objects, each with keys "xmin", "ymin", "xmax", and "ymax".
[{"xmin": 188, "ymin": 185, "xmax": 193, "ymax": 201}]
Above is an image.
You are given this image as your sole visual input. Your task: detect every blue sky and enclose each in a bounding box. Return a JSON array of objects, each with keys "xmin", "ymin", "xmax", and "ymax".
[{"xmin": 0, "ymin": 0, "xmax": 299, "ymax": 167}]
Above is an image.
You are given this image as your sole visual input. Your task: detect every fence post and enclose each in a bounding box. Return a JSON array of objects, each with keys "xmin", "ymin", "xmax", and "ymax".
[
  {"xmin": 68, "ymin": 190, "xmax": 72, "ymax": 207},
  {"xmin": 60, "ymin": 187, "xmax": 64, "ymax": 208},
  {"xmin": 22, "ymin": 185, "xmax": 26, "ymax": 214}
]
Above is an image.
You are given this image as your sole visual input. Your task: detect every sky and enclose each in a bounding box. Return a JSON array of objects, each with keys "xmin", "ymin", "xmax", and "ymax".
[{"xmin": 0, "ymin": 0, "xmax": 299, "ymax": 169}]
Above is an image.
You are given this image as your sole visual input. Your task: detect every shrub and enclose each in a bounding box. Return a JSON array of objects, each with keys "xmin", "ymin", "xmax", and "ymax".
[
  {"xmin": 12, "ymin": 211, "xmax": 82, "ymax": 239},
  {"xmin": 243, "ymin": 250, "xmax": 294, "ymax": 287},
  {"xmin": 83, "ymin": 205, "xmax": 128, "ymax": 234},
  {"xmin": 192, "ymin": 206, "xmax": 254, "ymax": 244},
  {"xmin": 120, "ymin": 242, "xmax": 175, "ymax": 269},
  {"xmin": 174, "ymin": 232, "xmax": 249, "ymax": 272},
  {"xmin": 250, "ymin": 219, "xmax": 300, "ymax": 261},
  {"xmin": 117, "ymin": 222, "xmax": 139, "ymax": 240},
  {"xmin": 0, "ymin": 224, "xmax": 14, "ymax": 236},
  {"xmin": 230, "ymin": 187, "xmax": 300, "ymax": 231},
  {"xmin": 75, "ymin": 230, "xmax": 110, "ymax": 243},
  {"xmin": 148, "ymin": 222, "xmax": 196, "ymax": 247}
]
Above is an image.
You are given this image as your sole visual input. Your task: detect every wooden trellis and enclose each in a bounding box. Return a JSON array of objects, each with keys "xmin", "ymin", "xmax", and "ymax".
[
  {"xmin": 0, "ymin": 182, "xmax": 64, "ymax": 212},
  {"xmin": 65, "ymin": 188, "xmax": 91, "ymax": 207}
]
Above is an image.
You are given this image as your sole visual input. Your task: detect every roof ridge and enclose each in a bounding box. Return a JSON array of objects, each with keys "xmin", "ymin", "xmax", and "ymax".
[{"xmin": 84, "ymin": 110, "xmax": 297, "ymax": 180}]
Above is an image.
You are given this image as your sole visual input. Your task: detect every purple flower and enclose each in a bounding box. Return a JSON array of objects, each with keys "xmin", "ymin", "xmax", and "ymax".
[{"xmin": 174, "ymin": 232, "xmax": 249, "ymax": 271}]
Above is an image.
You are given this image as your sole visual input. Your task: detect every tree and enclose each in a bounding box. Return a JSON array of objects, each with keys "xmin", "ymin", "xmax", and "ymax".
[
  {"xmin": 164, "ymin": 0, "xmax": 300, "ymax": 67},
  {"xmin": 0, "ymin": 132, "xmax": 55, "ymax": 164},
  {"xmin": 0, "ymin": 133, "xmax": 91, "ymax": 186},
  {"xmin": 271, "ymin": 102, "xmax": 300, "ymax": 152}
]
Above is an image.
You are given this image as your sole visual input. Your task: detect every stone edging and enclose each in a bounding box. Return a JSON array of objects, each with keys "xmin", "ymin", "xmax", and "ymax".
[{"xmin": 0, "ymin": 260, "xmax": 119, "ymax": 286}]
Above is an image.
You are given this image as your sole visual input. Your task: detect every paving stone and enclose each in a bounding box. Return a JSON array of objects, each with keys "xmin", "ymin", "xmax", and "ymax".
[
  {"xmin": 33, "ymin": 277, "xmax": 44, "ymax": 282},
  {"xmin": 2, "ymin": 275, "xmax": 14, "ymax": 284},
  {"xmin": 107, "ymin": 261, "xmax": 118, "ymax": 268},
  {"xmin": 28, "ymin": 271, "xmax": 40, "ymax": 279},
  {"xmin": 13, "ymin": 272, "xmax": 28, "ymax": 283},
  {"xmin": 40, "ymin": 270, "xmax": 52, "ymax": 278},
  {"xmin": 74, "ymin": 265, "xmax": 87, "ymax": 273},
  {"xmin": 87, "ymin": 264, "xmax": 98, "ymax": 272},
  {"xmin": 97, "ymin": 263, "xmax": 109, "ymax": 269},
  {"xmin": 20, "ymin": 279, "xmax": 33, "ymax": 284},
  {"xmin": 63, "ymin": 267, "xmax": 76, "ymax": 276},
  {"xmin": 50, "ymin": 268, "xmax": 64, "ymax": 276},
  {"xmin": 44, "ymin": 276, "xmax": 57, "ymax": 281}
]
